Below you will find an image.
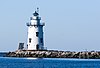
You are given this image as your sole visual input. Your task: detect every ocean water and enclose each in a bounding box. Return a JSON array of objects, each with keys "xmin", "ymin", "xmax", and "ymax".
[{"xmin": 0, "ymin": 57, "xmax": 100, "ymax": 68}]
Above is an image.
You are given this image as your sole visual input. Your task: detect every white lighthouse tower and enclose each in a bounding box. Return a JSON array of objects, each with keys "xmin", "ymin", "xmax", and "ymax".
[{"xmin": 27, "ymin": 9, "xmax": 45, "ymax": 50}]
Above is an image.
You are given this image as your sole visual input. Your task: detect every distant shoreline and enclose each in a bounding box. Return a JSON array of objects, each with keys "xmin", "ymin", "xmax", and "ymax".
[
  {"xmin": 5, "ymin": 50, "xmax": 100, "ymax": 59},
  {"xmin": 0, "ymin": 52, "xmax": 8, "ymax": 57}
]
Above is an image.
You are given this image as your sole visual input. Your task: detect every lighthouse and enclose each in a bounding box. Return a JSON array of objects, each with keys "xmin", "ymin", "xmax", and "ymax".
[{"xmin": 27, "ymin": 9, "xmax": 45, "ymax": 50}]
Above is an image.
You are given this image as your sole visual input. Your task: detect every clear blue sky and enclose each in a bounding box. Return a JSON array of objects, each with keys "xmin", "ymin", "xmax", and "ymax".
[{"xmin": 0, "ymin": 0, "xmax": 100, "ymax": 51}]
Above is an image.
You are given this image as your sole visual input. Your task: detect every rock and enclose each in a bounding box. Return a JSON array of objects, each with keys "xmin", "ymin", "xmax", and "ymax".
[{"xmin": 6, "ymin": 50, "xmax": 100, "ymax": 59}]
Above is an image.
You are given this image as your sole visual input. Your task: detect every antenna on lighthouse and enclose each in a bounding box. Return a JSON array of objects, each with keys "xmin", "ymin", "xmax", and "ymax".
[{"xmin": 36, "ymin": 7, "xmax": 39, "ymax": 13}]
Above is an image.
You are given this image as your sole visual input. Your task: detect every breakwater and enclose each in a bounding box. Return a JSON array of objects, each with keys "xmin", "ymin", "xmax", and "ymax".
[{"xmin": 6, "ymin": 50, "xmax": 100, "ymax": 59}]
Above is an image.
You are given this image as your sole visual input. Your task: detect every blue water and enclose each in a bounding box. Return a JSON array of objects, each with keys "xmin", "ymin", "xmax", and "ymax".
[{"xmin": 0, "ymin": 57, "xmax": 100, "ymax": 68}]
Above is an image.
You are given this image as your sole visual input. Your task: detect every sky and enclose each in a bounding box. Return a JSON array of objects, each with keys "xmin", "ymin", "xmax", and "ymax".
[{"xmin": 0, "ymin": 0, "xmax": 100, "ymax": 51}]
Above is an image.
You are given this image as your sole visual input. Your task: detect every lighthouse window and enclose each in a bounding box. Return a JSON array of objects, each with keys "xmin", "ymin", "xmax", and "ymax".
[
  {"xmin": 36, "ymin": 32, "xmax": 39, "ymax": 37},
  {"xmin": 40, "ymin": 38, "xmax": 43, "ymax": 43},
  {"xmin": 29, "ymin": 38, "xmax": 32, "ymax": 43}
]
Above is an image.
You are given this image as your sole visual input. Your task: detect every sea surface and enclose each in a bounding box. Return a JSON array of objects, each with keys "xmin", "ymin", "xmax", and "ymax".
[{"xmin": 0, "ymin": 57, "xmax": 100, "ymax": 68}]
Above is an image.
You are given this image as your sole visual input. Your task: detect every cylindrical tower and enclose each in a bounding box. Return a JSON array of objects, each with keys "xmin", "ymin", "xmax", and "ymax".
[{"xmin": 27, "ymin": 10, "xmax": 45, "ymax": 50}]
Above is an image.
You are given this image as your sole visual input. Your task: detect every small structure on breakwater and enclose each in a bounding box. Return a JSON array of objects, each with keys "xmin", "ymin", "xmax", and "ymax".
[{"xmin": 18, "ymin": 43, "xmax": 24, "ymax": 50}]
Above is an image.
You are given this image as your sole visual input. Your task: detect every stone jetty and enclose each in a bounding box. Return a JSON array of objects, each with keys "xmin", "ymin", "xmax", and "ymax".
[{"xmin": 6, "ymin": 50, "xmax": 100, "ymax": 59}]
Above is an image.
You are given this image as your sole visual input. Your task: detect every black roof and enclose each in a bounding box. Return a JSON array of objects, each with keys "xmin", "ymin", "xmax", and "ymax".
[{"xmin": 33, "ymin": 11, "xmax": 39, "ymax": 16}]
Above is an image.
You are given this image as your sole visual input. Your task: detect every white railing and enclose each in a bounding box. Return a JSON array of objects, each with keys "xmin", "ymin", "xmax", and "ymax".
[
  {"xmin": 30, "ymin": 17, "xmax": 41, "ymax": 20},
  {"xmin": 26, "ymin": 22, "xmax": 45, "ymax": 26}
]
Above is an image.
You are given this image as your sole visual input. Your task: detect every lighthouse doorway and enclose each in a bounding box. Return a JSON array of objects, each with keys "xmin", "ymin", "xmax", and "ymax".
[{"xmin": 36, "ymin": 44, "xmax": 39, "ymax": 50}]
